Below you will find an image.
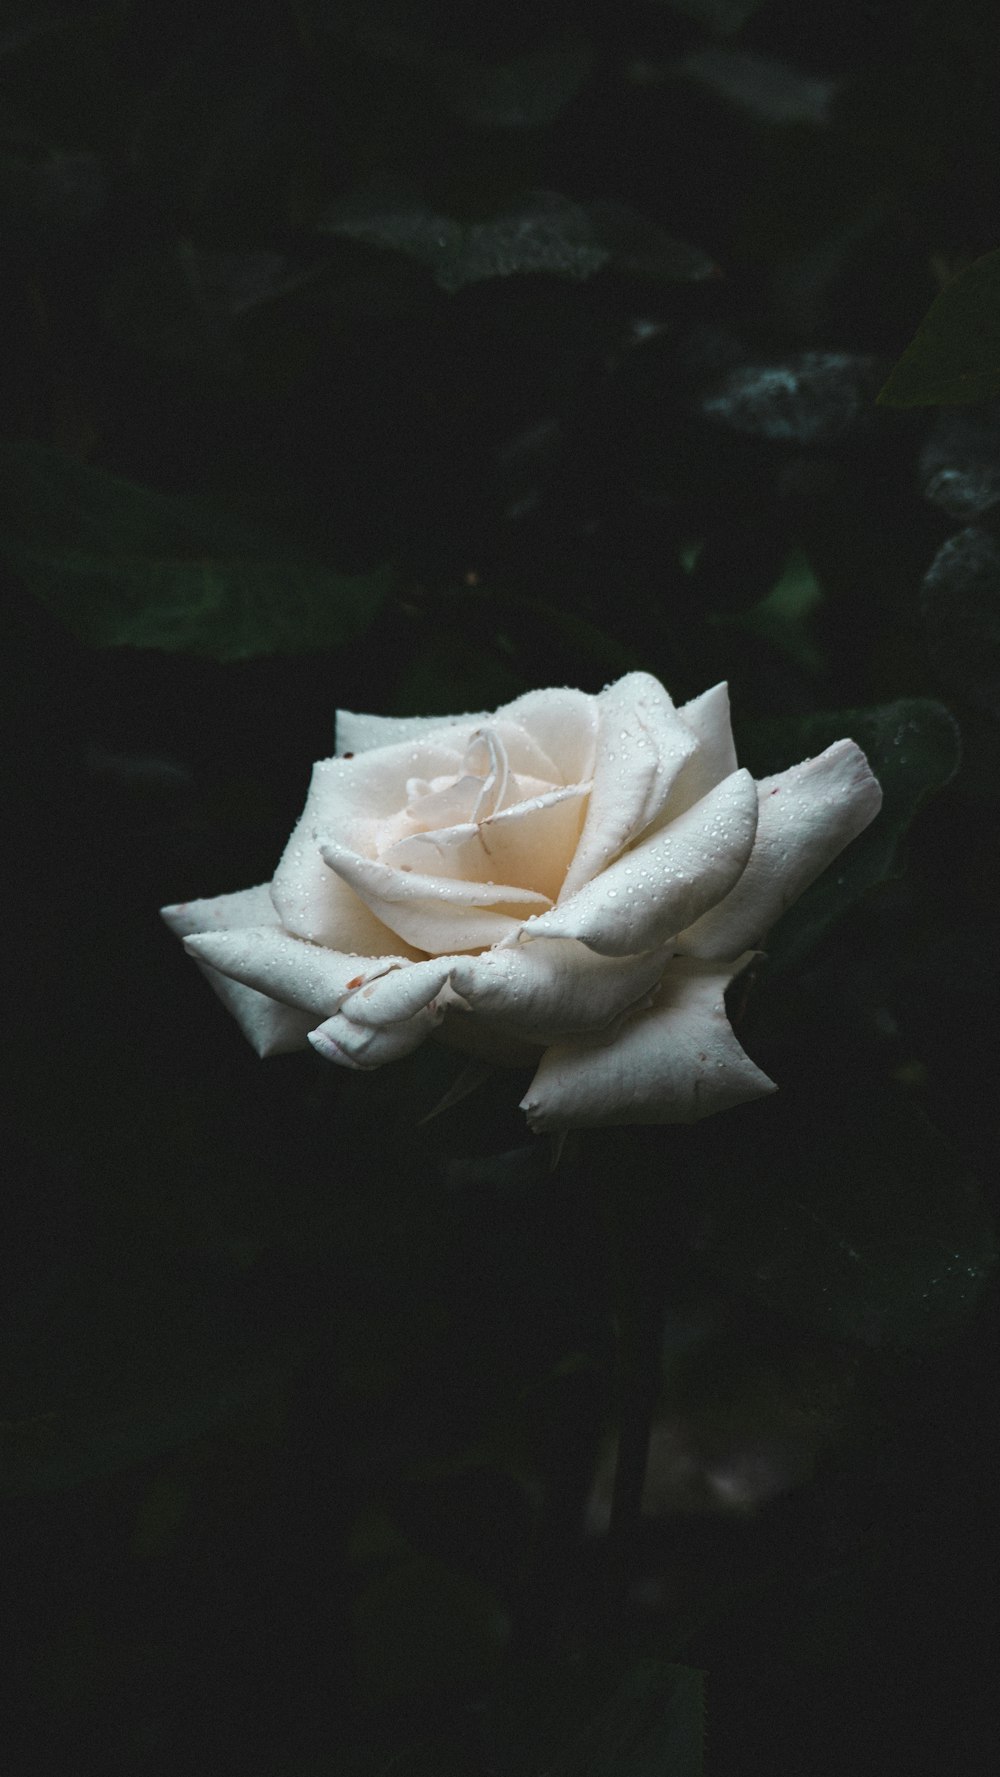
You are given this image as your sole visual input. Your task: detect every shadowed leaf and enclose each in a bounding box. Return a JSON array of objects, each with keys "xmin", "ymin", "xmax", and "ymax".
[
  {"xmin": 701, "ymin": 1088, "xmax": 996, "ymax": 1347},
  {"xmin": 0, "ymin": 441, "xmax": 392, "ymax": 659},
  {"xmin": 921, "ymin": 528, "xmax": 1000, "ymax": 715}
]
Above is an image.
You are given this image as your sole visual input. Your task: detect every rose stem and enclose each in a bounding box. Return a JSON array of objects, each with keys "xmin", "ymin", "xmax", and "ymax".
[{"xmin": 604, "ymin": 1172, "xmax": 665, "ymax": 1597}]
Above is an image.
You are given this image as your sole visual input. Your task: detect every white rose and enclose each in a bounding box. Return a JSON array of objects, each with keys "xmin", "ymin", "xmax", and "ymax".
[{"xmin": 161, "ymin": 673, "xmax": 881, "ymax": 1131}]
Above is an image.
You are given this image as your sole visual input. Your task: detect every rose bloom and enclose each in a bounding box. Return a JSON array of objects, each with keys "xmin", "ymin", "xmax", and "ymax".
[{"xmin": 162, "ymin": 673, "xmax": 881, "ymax": 1131}]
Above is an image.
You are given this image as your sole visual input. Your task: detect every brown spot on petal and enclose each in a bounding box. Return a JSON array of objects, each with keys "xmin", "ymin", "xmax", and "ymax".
[{"xmin": 346, "ymin": 975, "xmax": 364, "ymax": 990}]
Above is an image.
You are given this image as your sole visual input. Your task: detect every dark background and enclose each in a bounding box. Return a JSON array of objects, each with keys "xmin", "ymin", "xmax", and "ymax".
[{"xmin": 3, "ymin": 2, "xmax": 1000, "ymax": 1772}]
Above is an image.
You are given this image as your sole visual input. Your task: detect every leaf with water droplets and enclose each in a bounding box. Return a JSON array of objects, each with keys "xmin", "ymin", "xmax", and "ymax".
[{"xmin": 317, "ymin": 184, "xmax": 715, "ymax": 293}]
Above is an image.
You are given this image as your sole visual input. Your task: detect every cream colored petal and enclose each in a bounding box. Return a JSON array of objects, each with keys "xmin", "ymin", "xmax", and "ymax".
[
  {"xmin": 270, "ymin": 755, "xmax": 449, "ymax": 954},
  {"xmin": 309, "ymin": 1000, "xmax": 443, "ymax": 1069},
  {"xmin": 560, "ymin": 672, "xmax": 698, "ymax": 900},
  {"xmin": 520, "ymin": 955, "xmax": 776, "ymax": 1130},
  {"xmin": 318, "ymin": 837, "xmax": 552, "ymax": 954},
  {"xmin": 160, "ymin": 884, "xmax": 315, "ymax": 1056},
  {"xmin": 209, "ymin": 988, "xmax": 315, "ymax": 1058},
  {"xmin": 339, "ymin": 957, "xmax": 457, "ymax": 1027},
  {"xmin": 447, "ymin": 938, "xmax": 672, "ymax": 1043},
  {"xmin": 520, "ymin": 768, "xmax": 759, "ymax": 957},
  {"xmin": 677, "ymin": 740, "xmax": 882, "ymax": 959},
  {"xmin": 160, "ymin": 882, "xmax": 279, "ymax": 940},
  {"xmin": 472, "ymin": 717, "xmax": 568, "ymax": 785},
  {"xmin": 181, "ymin": 925, "xmax": 407, "ymax": 1017},
  {"xmin": 492, "ymin": 687, "xmax": 599, "ymax": 784},
  {"xmin": 680, "ymin": 680, "xmax": 738, "ymax": 774},
  {"xmin": 663, "ymin": 681, "xmax": 740, "ymax": 816},
  {"xmin": 383, "ymin": 784, "xmax": 588, "ymax": 900},
  {"xmin": 335, "ymin": 708, "xmax": 488, "ymax": 755}
]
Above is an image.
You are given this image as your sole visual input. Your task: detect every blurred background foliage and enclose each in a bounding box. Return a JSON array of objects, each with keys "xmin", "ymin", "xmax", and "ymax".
[{"xmin": 3, "ymin": 1, "xmax": 1000, "ymax": 1771}]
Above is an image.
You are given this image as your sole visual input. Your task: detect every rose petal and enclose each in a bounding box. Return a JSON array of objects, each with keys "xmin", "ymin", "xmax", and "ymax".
[
  {"xmin": 559, "ymin": 673, "xmax": 698, "ymax": 900},
  {"xmin": 270, "ymin": 752, "xmax": 475, "ymax": 953},
  {"xmin": 520, "ymin": 955, "xmax": 776, "ymax": 1130},
  {"xmin": 466, "ymin": 718, "xmax": 567, "ymax": 788},
  {"xmin": 318, "ymin": 837, "xmax": 552, "ymax": 954},
  {"xmin": 520, "ymin": 768, "xmax": 759, "ymax": 957},
  {"xmin": 160, "ymin": 883, "xmax": 276, "ymax": 941},
  {"xmin": 181, "ymin": 925, "xmax": 408, "ymax": 1017},
  {"xmin": 160, "ymin": 885, "xmax": 315, "ymax": 1056},
  {"xmin": 670, "ymin": 681, "xmax": 740, "ymax": 812},
  {"xmin": 383, "ymin": 783, "xmax": 588, "ymax": 901},
  {"xmin": 492, "ymin": 686, "xmax": 598, "ymax": 784},
  {"xmin": 676, "ymin": 740, "xmax": 882, "ymax": 959},
  {"xmin": 335, "ymin": 708, "xmax": 488, "ymax": 755},
  {"xmin": 310, "ymin": 1000, "xmax": 443, "ymax": 1069},
  {"xmin": 447, "ymin": 937, "xmax": 673, "ymax": 1042},
  {"xmin": 339, "ymin": 956, "xmax": 457, "ymax": 1026}
]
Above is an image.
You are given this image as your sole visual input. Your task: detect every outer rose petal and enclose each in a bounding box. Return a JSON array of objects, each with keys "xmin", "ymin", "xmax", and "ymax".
[
  {"xmin": 559, "ymin": 672, "xmax": 698, "ymax": 900},
  {"xmin": 447, "ymin": 938, "xmax": 673, "ymax": 1042},
  {"xmin": 676, "ymin": 739, "xmax": 882, "ymax": 959},
  {"xmin": 310, "ymin": 1001, "xmax": 444, "ymax": 1070},
  {"xmin": 180, "ymin": 925, "xmax": 409, "ymax": 1017},
  {"xmin": 339, "ymin": 957, "xmax": 457, "ymax": 1026},
  {"xmin": 318, "ymin": 837, "xmax": 552, "ymax": 954},
  {"xmin": 520, "ymin": 955, "xmax": 776, "ymax": 1130},
  {"xmin": 160, "ymin": 885, "xmax": 315, "ymax": 1056},
  {"xmin": 521, "ymin": 768, "xmax": 759, "ymax": 957},
  {"xmin": 335, "ymin": 709, "xmax": 488, "ymax": 755},
  {"xmin": 667, "ymin": 681, "xmax": 740, "ymax": 815}
]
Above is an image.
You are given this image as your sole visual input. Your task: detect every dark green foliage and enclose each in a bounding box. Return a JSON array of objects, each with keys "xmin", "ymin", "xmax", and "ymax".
[
  {"xmin": 701, "ymin": 1085, "xmax": 996, "ymax": 1347},
  {"xmin": 921, "ymin": 528, "xmax": 1000, "ymax": 716},
  {"xmin": 0, "ymin": 442, "xmax": 392, "ymax": 658}
]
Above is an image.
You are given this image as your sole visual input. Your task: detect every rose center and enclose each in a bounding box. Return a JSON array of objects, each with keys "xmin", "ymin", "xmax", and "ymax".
[{"xmin": 403, "ymin": 727, "xmax": 515, "ymax": 832}]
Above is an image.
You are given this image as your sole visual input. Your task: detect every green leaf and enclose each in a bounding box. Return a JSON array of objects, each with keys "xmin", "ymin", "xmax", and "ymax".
[
  {"xmin": 0, "ymin": 441, "xmax": 391, "ymax": 659},
  {"xmin": 878, "ymin": 249, "xmax": 1000, "ymax": 406},
  {"xmin": 701, "ymin": 1087, "xmax": 996, "ymax": 1348},
  {"xmin": 739, "ymin": 699, "xmax": 961, "ymax": 968},
  {"xmin": 318, "ymin": 185, "xmax": 716, "ymax": 293}
]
